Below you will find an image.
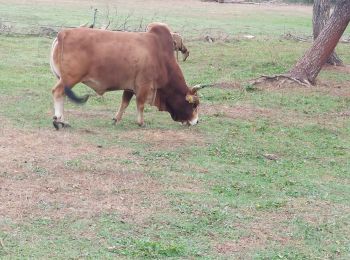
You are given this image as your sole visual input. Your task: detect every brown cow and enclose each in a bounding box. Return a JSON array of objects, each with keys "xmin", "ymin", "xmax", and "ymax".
[
  {"xmin": 172, "ymin": 33, "xmax": 190, "ymax": 62},
  {"xmin": 50, "ymin": 23, "xmax": 202, "ymax": 129}
]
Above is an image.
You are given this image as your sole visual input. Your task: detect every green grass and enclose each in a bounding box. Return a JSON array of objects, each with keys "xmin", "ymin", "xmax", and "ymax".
[{"xmin": 1, "ymin": 1, "xmax": 350, "ymax": 259}]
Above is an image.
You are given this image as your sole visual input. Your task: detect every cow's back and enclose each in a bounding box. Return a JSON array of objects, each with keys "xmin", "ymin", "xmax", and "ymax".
[{"xmin": 55, "ymin": 28, "xmax": 166, "ymax": 93}]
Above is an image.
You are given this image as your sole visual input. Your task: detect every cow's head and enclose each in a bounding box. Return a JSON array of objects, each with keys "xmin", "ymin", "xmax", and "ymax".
[
  {"xmin": 184, "ymin": 85, "xmax": 200, "ymax": 125},
  {"xmin": 156, "ymin": 85, "xmax": 204, "ymax": 126}
]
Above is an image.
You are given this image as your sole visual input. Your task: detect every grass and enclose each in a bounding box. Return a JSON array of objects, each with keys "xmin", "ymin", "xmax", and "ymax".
[
  {"xmin": 0, "ymin": 0, "xmax": 314, "ymax": 37},
  {"xmin": 1, "ymin": 0, "xmax": 350, "ymax": 259}
]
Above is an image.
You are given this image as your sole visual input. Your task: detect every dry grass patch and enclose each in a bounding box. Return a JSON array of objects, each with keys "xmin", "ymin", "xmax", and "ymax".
[
  {"xmin": 119, "ymin": 128, "xmax": 206, "ymax": 150},
  {"xmin": 66, "ymin": 108, "xmax": 112, "ymax": 120},
  {"xmin": 215, "ymin": 210, "xmax": 294, "ymax": 255},
  {"xmin": 166, "ymin": 174, "xmax": 207, "ymax": 194},
  {"xmin": 214, "ymin": 198, "xmax": 350, "ymax": 255},
  {"xmin": 323, "ymin": 64, "xmax": 350, "ymax": 74},
  {"xmin": 201, "ymin": 102, "xmax": 313, "ymax": 127},
  {"xmin": 201, "ymin": 103, "xmax": 275, "ymax": 120},
  {"xmin": 1, "ymin": 170, "xmax": 166, "ymax": 224},
  {"xmin": 316, "ymin": 82, "xmax": 350, "ymax": 98},
  {"xmin": 210, "ymin": 82, "xmax": 242, "ymax": 90},
  {"xmin": 289, "ymin": 198, "xmax": 350, "ymax": 225},
  {"xmin": 255, "ymin": 78, "xmax": 350, "ymax": 98}
]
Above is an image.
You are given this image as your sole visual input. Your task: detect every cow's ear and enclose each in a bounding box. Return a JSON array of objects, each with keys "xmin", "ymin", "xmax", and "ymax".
[{"xmin": 186, "ymin": 94, "xmax": 199, "ymax": 104}]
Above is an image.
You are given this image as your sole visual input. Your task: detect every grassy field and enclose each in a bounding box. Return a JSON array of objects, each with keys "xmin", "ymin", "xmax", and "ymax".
[{"xmin": 1, "ymin": 0, "xmax": 350, "ymax": 259}]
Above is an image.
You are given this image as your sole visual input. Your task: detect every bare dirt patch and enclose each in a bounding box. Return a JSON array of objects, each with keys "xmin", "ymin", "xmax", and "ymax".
[{"xmin": 0, "ymin": 126, "xmax": 167, "ymax": 223}]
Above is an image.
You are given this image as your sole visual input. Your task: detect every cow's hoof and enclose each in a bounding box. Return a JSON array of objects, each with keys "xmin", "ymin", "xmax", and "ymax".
[
  {"xmin": 138, "ymin": 122, "xmax": 146, "ymax": 128},
  {"xmin": 53, "ymin": 121, "xmax": 70, "ymax": 130},
  {"xmin": 63, "ymin": 122, "xmax": 71, "ymax": 128},
  {"xmin": 53, "ymin": 120, "xmax": 63, "ymax": 130},
  {"xmin": 112, "ymin": 118, "xmax": 120, "ymax": 125}
]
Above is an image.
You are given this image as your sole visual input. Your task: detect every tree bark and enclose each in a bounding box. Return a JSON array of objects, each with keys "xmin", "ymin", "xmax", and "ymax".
[
  {"xmin": 290, "ymin": 0, "xmax": 350, "ymax": 85},
  {"xmin": 313, "ymin": 0, "xmax": 343, "ymax": 66}
]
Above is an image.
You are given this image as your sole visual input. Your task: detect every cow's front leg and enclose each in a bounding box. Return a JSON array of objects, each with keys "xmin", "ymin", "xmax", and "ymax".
[
  {"xmin": 52, "ymin": 80, "xmax": 69, "ymax": 130},
  {"xmin": 136, "ymin": 95, "xmax": 146, "ymax": 127},
  {"xmin": 113, "ymin": 91, "xmax": 133, "ymax": 124}
]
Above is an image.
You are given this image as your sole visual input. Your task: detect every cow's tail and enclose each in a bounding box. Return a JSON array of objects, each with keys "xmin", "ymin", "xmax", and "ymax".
[
  {"xmin": 64, "ymin": 87, "xmax": 90, "ymax": 104},
  {"xmin": 50, "ymin": 38, "xmax": 60, "ymax": 79}
]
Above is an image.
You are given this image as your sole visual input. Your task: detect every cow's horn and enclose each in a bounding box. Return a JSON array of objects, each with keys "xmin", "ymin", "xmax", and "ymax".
[{"xmin": 191, "ymin": 84, "xmax": 211, "ymax": 92}]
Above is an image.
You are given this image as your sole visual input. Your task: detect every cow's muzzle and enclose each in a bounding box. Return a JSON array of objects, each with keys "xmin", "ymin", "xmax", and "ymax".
[{"xmin": 186, "ymin": 115, "xmax": 199, "ymax": 126}]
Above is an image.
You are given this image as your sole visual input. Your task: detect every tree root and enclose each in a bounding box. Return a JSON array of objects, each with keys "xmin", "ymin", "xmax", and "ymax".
[{"xmin": 249, "ymin": 74, "xmax": 313, "ymax": 87}]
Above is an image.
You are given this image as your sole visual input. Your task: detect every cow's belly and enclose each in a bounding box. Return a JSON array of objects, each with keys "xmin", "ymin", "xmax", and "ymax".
[
  {"xmin": 83, "ymin": 76, "xmax": 157, "ymax": 106},
  {"xmin": 82, "ymin": 77, "xmax": 136, "ymax": 95}
]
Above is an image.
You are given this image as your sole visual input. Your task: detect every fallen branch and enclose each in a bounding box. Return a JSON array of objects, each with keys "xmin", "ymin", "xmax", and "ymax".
[{"xmin": 283, "ymin": 33, "xmax": 311, "ymax": 42}]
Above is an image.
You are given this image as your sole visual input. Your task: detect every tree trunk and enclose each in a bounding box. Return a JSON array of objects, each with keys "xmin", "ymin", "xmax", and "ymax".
[
  {"xmin": 290, "ymin": 0, "xmax": 350, "ymax": 85},
  {"xmin": 313, "ymin": 0, "xmax": 343, "ymax": 66}
]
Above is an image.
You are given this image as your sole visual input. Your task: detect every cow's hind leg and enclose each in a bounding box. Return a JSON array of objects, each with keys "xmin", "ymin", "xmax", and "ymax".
[
  {"xmin": 52, "ymin": 80, "xmax": 70, "ymax": 130},
  {"xmin": 113, "ymin": 90, "xmax": 134, "ymax": 124}
]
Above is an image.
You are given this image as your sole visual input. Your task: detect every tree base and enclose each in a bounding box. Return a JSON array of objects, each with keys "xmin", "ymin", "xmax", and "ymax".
[{"xmin": 326, "ymin": 52, "xmax": 344, "ymax": 66}]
